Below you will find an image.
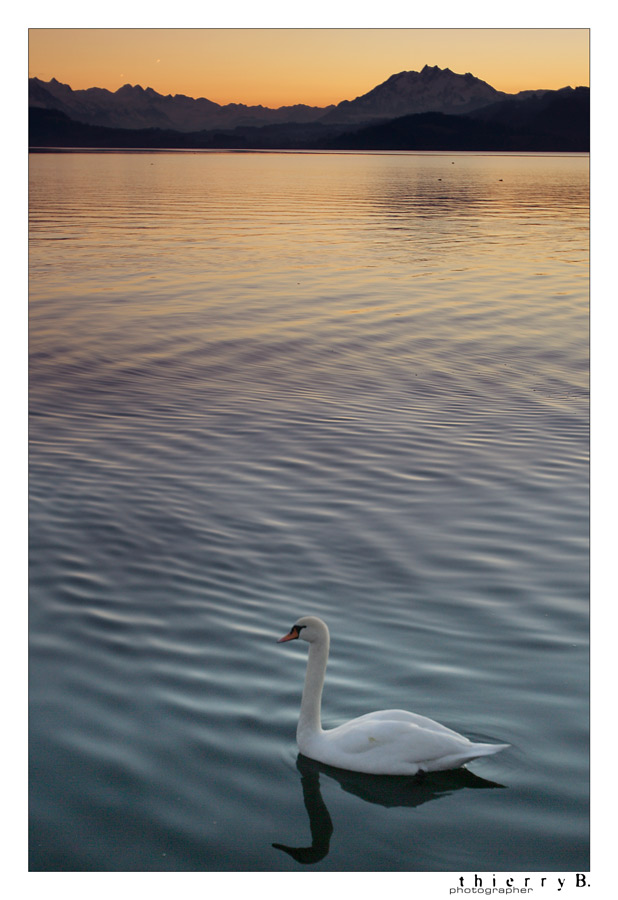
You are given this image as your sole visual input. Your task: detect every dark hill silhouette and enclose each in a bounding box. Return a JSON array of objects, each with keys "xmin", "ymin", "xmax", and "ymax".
[
  {"xmin": 324, "ymin": 87, "xmax": 589, "ymax": 152},
  {"xmin": 470, "ymin": 86, "xmax": 589, "ymax": 148},
  {"xmin": 28, "ymin": 107, "xmax": 246, "ymax": 149},
  {"xmin": 325, "ymin": 111, "xmax": 511, "ymax": 151},
  {"xmin": 28, "ymin": 107, "xmax": 344, "ymax": 150}
]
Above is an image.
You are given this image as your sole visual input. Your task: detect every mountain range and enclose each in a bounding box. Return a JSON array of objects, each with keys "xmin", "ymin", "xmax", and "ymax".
[{"xmin": 29, "ymin": 65, "xmax": 589, "ymax": 152}]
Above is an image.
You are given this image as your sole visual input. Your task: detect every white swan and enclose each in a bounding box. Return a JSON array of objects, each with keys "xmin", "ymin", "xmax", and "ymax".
[{"xmin": 278, "ymin": 616, "xmax": 509, "ymax": 776}]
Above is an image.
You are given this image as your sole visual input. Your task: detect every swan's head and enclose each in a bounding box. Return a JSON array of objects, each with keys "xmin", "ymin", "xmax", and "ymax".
[{"xmin": 277, "ymin": 616, "xmax": 328, "ymax": 644}]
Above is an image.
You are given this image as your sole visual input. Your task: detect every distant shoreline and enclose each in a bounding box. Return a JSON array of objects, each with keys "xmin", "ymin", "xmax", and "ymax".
[{"xmin": 28, "ymin": 147, "xmax": 590, "ymax": 157}]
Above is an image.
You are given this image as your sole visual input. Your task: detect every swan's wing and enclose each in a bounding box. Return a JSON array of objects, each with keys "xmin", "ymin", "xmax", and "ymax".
[{"xmin": 325, "ymin": 714, "xmax": 471, "ymax": 763}]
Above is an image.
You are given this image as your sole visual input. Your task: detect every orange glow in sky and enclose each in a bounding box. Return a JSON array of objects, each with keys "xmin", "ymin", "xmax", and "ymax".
[{"xmin": 28, "ymin": 28, "xmax": 589, "ymax": 109}]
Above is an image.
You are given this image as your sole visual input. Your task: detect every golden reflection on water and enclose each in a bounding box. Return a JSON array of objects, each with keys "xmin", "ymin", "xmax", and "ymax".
[{"xmin": 29, "ymin": 152, "xmax": 588, "ymax": 426}]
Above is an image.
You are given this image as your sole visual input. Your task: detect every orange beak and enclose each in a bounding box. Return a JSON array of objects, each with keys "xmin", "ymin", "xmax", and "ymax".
[{"xmin": 277, "ymin": 626, "xmax": 300, "ymax": 643}]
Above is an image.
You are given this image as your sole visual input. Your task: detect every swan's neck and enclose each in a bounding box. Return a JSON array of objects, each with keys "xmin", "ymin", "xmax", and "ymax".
[{"xmin": 298, "ymin": 635, "xmax": 329, "ymax": 741}]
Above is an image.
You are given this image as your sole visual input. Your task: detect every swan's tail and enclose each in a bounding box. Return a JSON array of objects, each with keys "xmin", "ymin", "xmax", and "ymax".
[
  {"xmin": 432, "ymin": 741, "xmax": 510, "ymax": 772},
  {"xmin": 470, "ymin": 742, "xmax": 510, "ymax": 758},
  {"xmin": 461, "ymin": 742, "xmax": 510, "ymax": 767}
]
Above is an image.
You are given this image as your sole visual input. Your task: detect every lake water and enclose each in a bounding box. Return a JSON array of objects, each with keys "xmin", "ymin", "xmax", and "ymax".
[{"xmin": 29, "ymin": 150, "xmax": 589, "ymax": 873}]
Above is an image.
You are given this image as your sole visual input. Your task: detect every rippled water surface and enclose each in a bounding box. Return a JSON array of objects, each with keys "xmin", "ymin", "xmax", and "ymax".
[{"xmin": 29, "ymin": 151, "xmax": 589, "ymax": 872}]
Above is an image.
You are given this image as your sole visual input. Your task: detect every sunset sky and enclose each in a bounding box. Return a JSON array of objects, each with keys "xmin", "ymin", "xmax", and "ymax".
[{"xmin": 28, "ymin": 28, "xmax": 589, "ymax": 109}]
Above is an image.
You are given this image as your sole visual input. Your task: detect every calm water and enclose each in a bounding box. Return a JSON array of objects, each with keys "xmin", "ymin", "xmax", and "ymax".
[{"xmin": 29, "ymin": 150, "xmax": 589, "ymax": 872}]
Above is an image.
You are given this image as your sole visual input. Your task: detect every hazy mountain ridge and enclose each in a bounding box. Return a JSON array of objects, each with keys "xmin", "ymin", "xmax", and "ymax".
[
  {"xmin": 29, "ymin": 76, "xmax": 333, "ymax": 131},
  {"xmin": 29, "ymin": 65, "xmax": 562, "ymax": 132},
  {"xmin": 29, "ymin": 66, "xmax": 589, "ymax": 152},
  {"xmin": 322, "ymin": 65, "xmax": 510, "ymax": 123}
]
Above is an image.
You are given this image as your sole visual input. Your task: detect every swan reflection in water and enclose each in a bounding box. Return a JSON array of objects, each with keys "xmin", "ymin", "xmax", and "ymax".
[{"xmin": 273, "ymin": 753, "xmax": 506, "ymax": 865}]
